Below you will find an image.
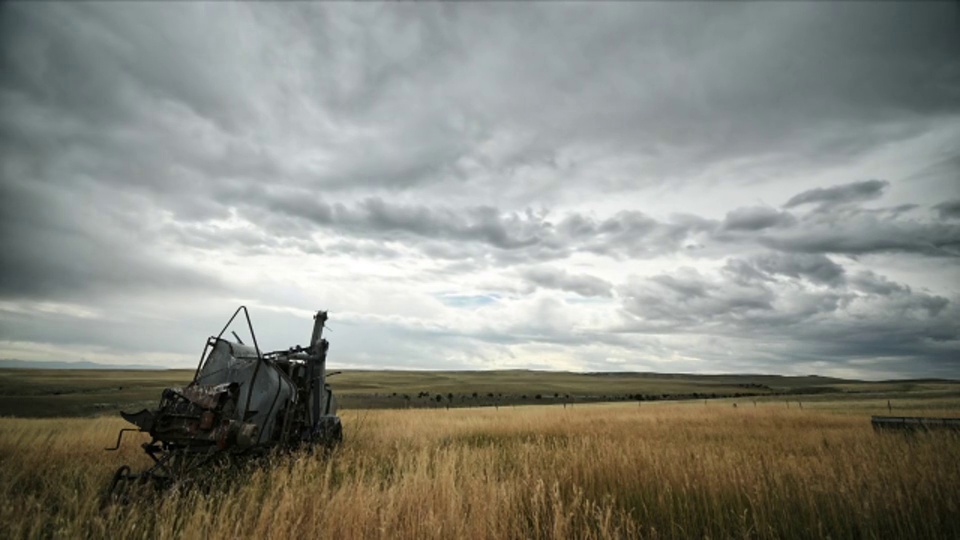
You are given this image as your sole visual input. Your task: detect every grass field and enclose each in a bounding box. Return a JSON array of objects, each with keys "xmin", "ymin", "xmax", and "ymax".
[
  {"xmin": 3, "ymin": 368, "xmax": 958, "ymax": 416},
  {"xmin": 1, "ymin": 370, "xmax": 958, "ymax": 539},
  {"xmin": 1, "ymin": 396, "xmax": 959, "ymax": 539}
]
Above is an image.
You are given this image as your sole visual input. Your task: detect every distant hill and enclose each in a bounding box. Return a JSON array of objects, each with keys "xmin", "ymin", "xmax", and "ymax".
[
  {"xmin": 0, "ymin": 359, "xmax": 165, "ymax": 370},
  {"xmin": 1, "ymin": 366, "xmax": 958, "ymax": 417}
]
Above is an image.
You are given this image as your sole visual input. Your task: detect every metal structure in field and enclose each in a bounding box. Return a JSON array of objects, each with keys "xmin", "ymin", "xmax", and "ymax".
[{"xmin": 107, "ymin": 306, "xmax": 342, "ymax": 492}]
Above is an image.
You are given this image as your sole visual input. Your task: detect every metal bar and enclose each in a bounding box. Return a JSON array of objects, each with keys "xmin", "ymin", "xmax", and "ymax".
[
  {"xmin": 192, "ymin": 339, "xmax": 213, "ymax": 382},
  {"xmin": 105, "ymin": 428, "xmax": 141, "ymax": 451},
  {"xmin": 240, "ymin": 306, "xmax": 265, "ymax": 433},
  {"xmin": 310, "ymin": 311, "xmax": 327, "ymax": 428}
]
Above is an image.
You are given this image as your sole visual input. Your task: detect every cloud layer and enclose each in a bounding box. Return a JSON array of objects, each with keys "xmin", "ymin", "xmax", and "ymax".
[{"xmin": 1, "ymin": 3, "xmax": 959, "ymax": 378}]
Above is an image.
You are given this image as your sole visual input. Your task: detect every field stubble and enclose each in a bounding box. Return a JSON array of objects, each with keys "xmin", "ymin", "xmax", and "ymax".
[{"xmin": 0, "ymin": 401, "xmax": 958, "ymax": 539}]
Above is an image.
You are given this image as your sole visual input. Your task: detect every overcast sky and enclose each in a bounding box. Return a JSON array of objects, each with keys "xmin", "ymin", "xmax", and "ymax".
[{"xmin": 1, "ymin": 2, "xmax": 958, "ymax": 379}]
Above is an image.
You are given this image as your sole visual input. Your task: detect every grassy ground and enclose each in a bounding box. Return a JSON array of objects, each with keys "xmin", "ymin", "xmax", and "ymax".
[
  {"xmin": 0, "ymin": 398, "xmax": 958, "ymax": 539},
  {"xmin": 2, "ymin": 368, "xmax": 957, "ymax": 416}
]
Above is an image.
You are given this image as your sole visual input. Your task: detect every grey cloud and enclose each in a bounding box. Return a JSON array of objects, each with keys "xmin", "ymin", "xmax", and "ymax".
[
  {"xmin": 848, "ymin": 270, "xmax": 949, "ymax": 318},
  {"xmin": 619, "ymin": 269, "xmax": 775, "ymax": 330},
  {"xmin": 1, "ymin": 3, "xmax": 958, "ymax": 378},
  {"xmin": 721, "ymin": 259, "xmax": 775, "ymax": 285},
  {"xmin": 934, "ymin": 200, "xmax": 960, "ymax": 220},
  {"xmin": 195, "ymin": 177, "xmax": 960, "ymax": 269},
  {"xmin": 520, "ymin": 267, "xmax": 613, "ymax": 298},
  {"xmin": 162, "ymin": 221, "xmax": 325, "ymax": 256},
  {"xmin": 0, "ymin": 4, "xmax": 263, "ymax": 134},
  {"xmin": 7, "ymin": 3, "xmax": 957, "ymax": 212},
  {"xmin": 0, "ymin": 303, "xmax": 233, "ymax": 358},
  {"xmin": 355, "ymin": 199, "xmax": 542, "ymax": 249},
  {"xmin": 751, "ymin": 253, "xmax": 846, "ymax": 286},
  {"xmin": 616, "ymin": 262, "xmax": 958, "ymax": 371},
  {"xmin": 783, "ymin": 180, "xmax": 889, "ymax": 209},
  {"xmin": 722, "ymin": 206, "xmax": 796, "ymax": 231},
  {"xmin": 849, "ymin": 270, "xmax": 908, "ymax": 296},
  {"xmin": 245, "ymin": 186, "xmax": 960, "ymax": 262},
  {"xmin": 745, "ymin": 181, "xmax": 960, "ymax": 258},
  {"xmin": 232, "ymin": 189, "xmax": 712, "ymax": 262},
  {"xmin": 863, "ymin": 204, "xmax": 919, "ymax": 219},
  {"xmin": 0, "ymin": 179, "xmax": 224, "ymax": 301},
  {"xmin": 758, "ymin": 215, "xmax": 960, "ymax": 257}
]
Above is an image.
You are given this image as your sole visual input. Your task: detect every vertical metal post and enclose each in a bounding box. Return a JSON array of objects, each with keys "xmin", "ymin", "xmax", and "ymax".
[{"xmin": 310, "ymin": 311, "xmax": 328, "ymax": 428}]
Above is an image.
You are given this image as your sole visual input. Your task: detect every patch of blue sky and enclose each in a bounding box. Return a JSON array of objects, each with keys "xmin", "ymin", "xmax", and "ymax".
[{"xmin": 437, "ymin": 294, "xmax": 500, "ymax": 308}]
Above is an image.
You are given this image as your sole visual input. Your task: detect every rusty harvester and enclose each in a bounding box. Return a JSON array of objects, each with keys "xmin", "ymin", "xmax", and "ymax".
[{"xmin": 107, "ymin": 307, "xmax": 342, "ymax": 492}]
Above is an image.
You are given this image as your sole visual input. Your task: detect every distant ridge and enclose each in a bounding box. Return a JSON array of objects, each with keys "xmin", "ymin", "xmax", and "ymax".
[{"xmin": 0, "ymin": 359, "xmax": 168, "ymax": 370}]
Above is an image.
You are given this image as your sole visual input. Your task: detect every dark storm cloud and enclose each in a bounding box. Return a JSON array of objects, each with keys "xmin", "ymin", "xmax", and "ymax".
[{"xmin": 783, "ymin": 180, "xmax": 889, "ymax": 209}]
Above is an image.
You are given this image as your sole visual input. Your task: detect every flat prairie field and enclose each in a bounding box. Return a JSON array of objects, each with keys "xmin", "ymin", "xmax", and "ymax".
[{"xmin": 1, "ymin": 399, "xmax": 959, "ymax": 540}]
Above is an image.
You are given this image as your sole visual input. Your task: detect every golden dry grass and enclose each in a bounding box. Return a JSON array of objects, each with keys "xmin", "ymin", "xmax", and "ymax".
[{"xmin": 1, "ymin": 401, "xmax": 958, "ymax": 539}]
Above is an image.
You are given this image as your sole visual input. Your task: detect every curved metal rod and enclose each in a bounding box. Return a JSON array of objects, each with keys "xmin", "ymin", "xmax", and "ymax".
[
  {"xmin": 192, "ymin": 340, "xmax": 213, "ymax": 383},
  {"xmin": 105, "ymin": 428, "xmax": 141, "ymax": 451},
  {"xmin": 193, "ymin": 305, "xmax": 246, "ymax": 381}
]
